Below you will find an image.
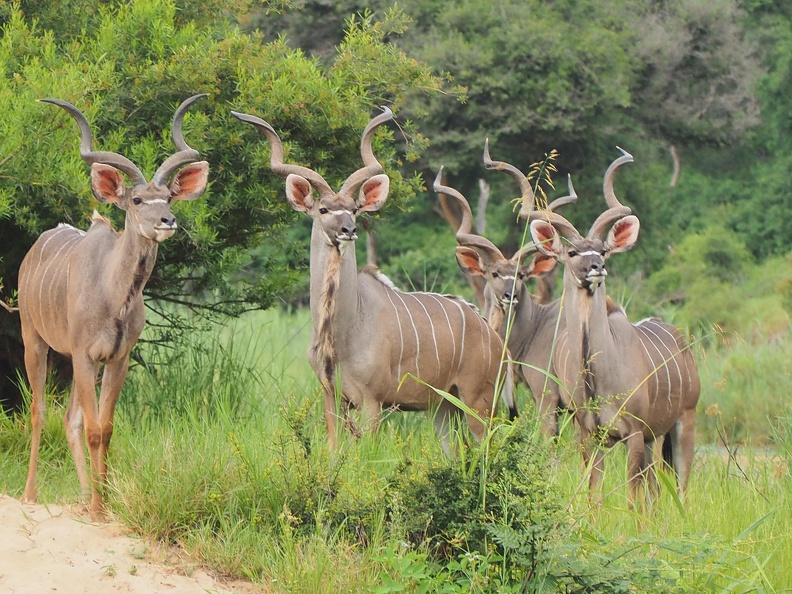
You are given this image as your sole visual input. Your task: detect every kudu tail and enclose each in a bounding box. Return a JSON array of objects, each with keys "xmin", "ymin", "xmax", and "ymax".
[{"xmin": 662, "ymin": 433, "xmax": 673, "ymax": 470}]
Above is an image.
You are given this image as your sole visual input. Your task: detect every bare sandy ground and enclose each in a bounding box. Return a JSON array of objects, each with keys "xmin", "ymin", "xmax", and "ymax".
[{"xmin": 0, "ymin": 494, "xmax": 261, "ymax": 594}]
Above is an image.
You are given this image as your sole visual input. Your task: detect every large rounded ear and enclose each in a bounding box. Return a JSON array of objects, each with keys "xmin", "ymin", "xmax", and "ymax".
[
  {"xmin": 357, "ymin": 174, "xmax": 389, "ymax": 213},
  {"xmin": 455, "ymin": 246, "xmax": 486, "ymax": 277},
  {"xmin": 529, "ymin": 220, "xmax": 563, "ymax": 259},
  {"xmin": 90, "ymin": 163, "xmax": 125, "ymax": 204},
  {"xmin": 285, "ymin": 173, "xmax": 315, "ymax": 213},
  {"xmin": 604, "ymin": 215, "xmax": 639, "ymax": 255},
  {"xmin": 525, "ymin": 253, "xmax": 557, "ymax": 277},
  {"xmin": 170, "ymin": 161, "xmax": 209, "ymax": 201}
]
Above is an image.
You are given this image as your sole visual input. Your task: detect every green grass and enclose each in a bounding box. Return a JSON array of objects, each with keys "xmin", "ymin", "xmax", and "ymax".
[{"xmin": 2, "ymin": 307, "xmax": 791, "ymax": 592}]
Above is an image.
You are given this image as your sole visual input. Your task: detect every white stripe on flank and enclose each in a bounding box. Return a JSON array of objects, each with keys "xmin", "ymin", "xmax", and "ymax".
[
  {"xmin": 392, "ymin": 292, "xmax": 420, "ymax": 379},
  {"xmin": 479, "ymin": 318, "xmax": 488, "ymax": 369},
  {"xmin": 31, "ymin": 227, "xmax": 72, "ymax": 283},
  {"xmin": 635, "ymin": 327, "xmax": 660, "ymax": 396},
  {"xmin": 37, "ymin": 234, "xmax": 81, "ymax": 331},
  {"xmin": 410, "ymin": 294, "xmax": 441, "ymax": 371},
  {"xmin": 641, "ymin": 321, "xmax": 683, "ymax": 400},
  {"xmin": 427, "ymin": 294, "xmax": 456, "ymax": 372},
  {"xmin": 383, "ymin": 290, "xmax": 405, "ymax": 384},
  {"xmin": 447, "ymin": 298, "xmax": 466, "ymax": 375}
]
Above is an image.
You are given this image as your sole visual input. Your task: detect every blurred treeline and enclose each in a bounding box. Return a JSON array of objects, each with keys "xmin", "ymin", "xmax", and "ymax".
[{"xmin": 0, "ymin": 0, "xmax": 790, "ymax": 406}]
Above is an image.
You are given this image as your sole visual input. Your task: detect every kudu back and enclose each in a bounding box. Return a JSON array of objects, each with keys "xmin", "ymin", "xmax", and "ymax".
[
  {"xmin": 232, "ymin": 107, "xmax": 516, "ymax": 451},
  {"xmin": 433, "ymin": 141, "xmax": 576, "ymax": 437},
  {"xmin": 528, "ymin": 149, "xmax": 700, "ymax": 506},
  {"xmin": 19, "ymin": 95, "xmax": 209, "ymax": 520}
]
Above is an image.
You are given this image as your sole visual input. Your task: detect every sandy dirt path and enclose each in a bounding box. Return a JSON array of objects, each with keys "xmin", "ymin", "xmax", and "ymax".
[{"xmin": 0, "ymin": 494, "xmax": 260, "ymax": 594}]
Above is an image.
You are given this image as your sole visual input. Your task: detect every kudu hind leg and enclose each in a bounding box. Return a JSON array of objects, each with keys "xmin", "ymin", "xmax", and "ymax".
[
  {"xmin": 670, "ymin": 408, "xmax": 697, "ymax": 495},
  {"xmin": 22, "ymin": 327, "xmax": 49, "ymax": 504}
]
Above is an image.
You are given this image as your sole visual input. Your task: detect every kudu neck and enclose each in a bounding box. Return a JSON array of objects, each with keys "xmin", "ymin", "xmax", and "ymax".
[
  {"xmin": 308, "ymin": 221, "xmax": 359, "ymax": 332},
  {"xmin": 562, "ymin": 265, "xmax": 614, "ymax": 357},
  {"xmin": 103, "ymin": 216, "xmax": 160, "ymax": 314}
]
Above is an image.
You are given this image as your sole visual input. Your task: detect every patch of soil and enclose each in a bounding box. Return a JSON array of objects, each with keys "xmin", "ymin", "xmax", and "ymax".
[{"xmin": 0, "ymin": 494, "xmax": 263, "ymax": 594}]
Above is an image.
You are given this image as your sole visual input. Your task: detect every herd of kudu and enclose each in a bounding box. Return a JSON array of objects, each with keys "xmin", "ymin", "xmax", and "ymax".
[{"xmin": 12, "ymin": 96, "xmax": 699, "ymax": 520}]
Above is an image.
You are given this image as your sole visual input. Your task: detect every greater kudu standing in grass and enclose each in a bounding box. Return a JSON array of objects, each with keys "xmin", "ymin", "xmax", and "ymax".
[
  {"xmin": 19, "ymin": 95, "xmax": 209, "ymax": 520},
  {"xmin": 433, "ymin": 141, "xmax": 576, "ymax": 437},
  {"xmin": 232, "ymin": 107, "xmax": 515, "ymax": 451},
  {"xmin": 528, "ymin": 149, "xmax": 700, "ymax": 505}
]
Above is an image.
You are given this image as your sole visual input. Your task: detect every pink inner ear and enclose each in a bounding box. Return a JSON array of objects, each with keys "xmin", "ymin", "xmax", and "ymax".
[
  {"xmin": 171, "ymin": 162, "xmax": 209, "ymax": 201},
  {"xmin": 455, "ymin": 247, "xmax": 485, "ymax": 276},
  {"xmin": 610, "ymin": 216, "xmax": 640, "ymax": 250},
  {"xmin": 530, "ymin": 220, "xmax": 559, "ymax": 256},
  {"xmin": 358, "ymin": 174, "xmax": 389, "ymax": 212},
  {"xmin": 530, "ymin": 254, "xmax": 556, "ymax": 277},
  {"xmin": 90, "ymin": 164, "xmax": 124, "ymax": 203},
  {"xmin": 285, "ymin": 174, "xmax": 314, "ymax": 212}
]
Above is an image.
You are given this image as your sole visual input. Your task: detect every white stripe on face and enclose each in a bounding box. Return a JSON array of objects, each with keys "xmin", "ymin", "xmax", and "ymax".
[
  {"xmin": 143, "ymin": 198, "xmax": 168, "ymax": 204},
  {"xmin": 577, "ymin": 250, "xmax": 601, "ymax": 257}
]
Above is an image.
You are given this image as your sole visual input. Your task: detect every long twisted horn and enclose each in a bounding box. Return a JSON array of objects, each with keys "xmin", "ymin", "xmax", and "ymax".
[
  {"xmin": 41, "ymin": 98, "xmax": 147, "ymax": 185},
  {"xmin": 483, "ymin": 138, "xmax": 539, "ymax": 221},
  {"xmin": 433, "ymin": 167, "xmax": 505, "ymax": 263},
  {"xmin": 230, "ymin": 110, "xmax": 335, "ymax": 198},
  {"xmin": 338, "ymin": 106, "xmax": 394, "ymax": 197},
  {"xmin": 588, "ymin": 147, "xmax": 633, "ymax": 238},
  {"xmin": 151, "ymin": 94, "xmax": 205, "ymax": 186},
  {"xmin": 528, "ymin": 175, "xmax": 583, "ymax": 240}
]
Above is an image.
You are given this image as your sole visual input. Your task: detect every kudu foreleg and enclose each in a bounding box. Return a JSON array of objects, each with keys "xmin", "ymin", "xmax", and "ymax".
[
  {"xmin": 625, "ymin": 431, "xmax": 648, "ymax": 510},
  {"xmin": 22, "ymin": 328, "xmax": 49, "ymax": 504},
  {"xmin": 63, "ymin": 383, "xmax": 90, "ymax": 499}
]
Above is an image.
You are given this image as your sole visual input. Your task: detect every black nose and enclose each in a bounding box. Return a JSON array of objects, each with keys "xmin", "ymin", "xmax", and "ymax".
[
  {"xmin": 161, "ymin": 216, "xmax": 176, "ymax": 226},
  {"xmin": 504, "ymin": 290, "xmax": 514, "ymax": 301},
  {"xmin": 341, "ymin": 225, "xmax": 357, "ymax": 236},
  {"xmin": 590, "ymin": 262, "xmax": 603, "ymax": 273}
]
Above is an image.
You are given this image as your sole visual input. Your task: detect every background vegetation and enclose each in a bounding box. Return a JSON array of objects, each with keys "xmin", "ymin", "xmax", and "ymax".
[{"xmin": 1, "ymin": 0, "xmax": 791, "ymax": 590}]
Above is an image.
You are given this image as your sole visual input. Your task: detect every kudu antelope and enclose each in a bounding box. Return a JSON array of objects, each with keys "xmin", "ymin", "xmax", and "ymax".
[
  {"xmin": 433, "ymin": 142, "xmax": 576, "ymax": 437},
  {"xmin": 231, "ymin": 107, "xmax": 516, "ymax": 451},
  {"xmin": 19, "ymin": 95, "xmax": 209, "ymax": 520},
  {"xmin": 528, "ymin": 149, "xmax": 700, "ymax": 504}
]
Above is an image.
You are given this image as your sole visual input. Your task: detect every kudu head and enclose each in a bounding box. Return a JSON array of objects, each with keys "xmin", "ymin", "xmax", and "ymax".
[
  {"xmin": 42, "ymin": 94, "xmax": 210, "ymax": 243},
  {"xmin": 528, "ymin": 148, "xmax": 639, "ymax": 294},
  {"xmin": 433, "ymin": 139, "xmax": 574, "ymax": 320},
  {"xmin": 230, "ymin": 107, "xmax": 394, "ymax": 253}
]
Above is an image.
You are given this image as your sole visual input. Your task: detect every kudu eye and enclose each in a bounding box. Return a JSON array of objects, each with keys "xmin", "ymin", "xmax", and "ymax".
[
  {"xmin": 319, "ymin": 207, "xmax": 329, "ymax": 214},
  {"xmin": 567, "ymin": 250, "xmax": 577, "ymax": 258},
  {"xmin": 491, "ymin": 271, "xmax": 499, "ymax": 279},
  {"xmin": 132, "ymin": 197, "xmax": 142, "ymax": 205}
]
